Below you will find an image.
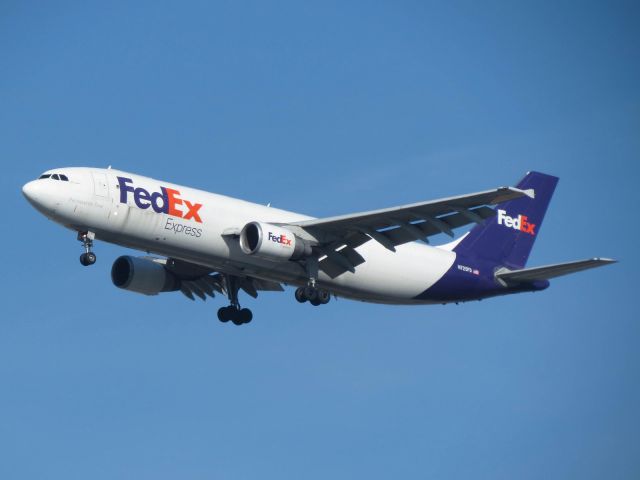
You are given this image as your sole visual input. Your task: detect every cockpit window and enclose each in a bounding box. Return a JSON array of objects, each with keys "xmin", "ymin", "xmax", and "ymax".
[{"xmin": 38, "ymin": 173, "xmax": 69, "ymax": 181}]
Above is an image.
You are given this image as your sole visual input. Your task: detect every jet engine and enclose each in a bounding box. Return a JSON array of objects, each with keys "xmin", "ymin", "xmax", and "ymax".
[
  {"xmin": 239, "ymin": 221, "xmax": 311, "ymax": 261},
  {"xmin": 111, "ymin": 255, "xmax": 180, "ymax": 295}
]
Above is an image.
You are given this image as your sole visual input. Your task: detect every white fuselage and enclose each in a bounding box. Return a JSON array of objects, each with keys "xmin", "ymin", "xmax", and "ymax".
[{"xmin": 24, "ymin": 167, "xmax": 460, "ymax": 304}]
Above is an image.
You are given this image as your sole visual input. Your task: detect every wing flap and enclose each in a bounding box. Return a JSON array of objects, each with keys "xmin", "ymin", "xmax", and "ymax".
[
  {"xmin": 379, "ymin": 206, "xmax": 496, "ymax": 248},
  {"xmin": 318, "ymin": 245, "xmax": 367, "ymax": 278},
  {"xmin": 495, "ymin": 258, "xmax": 616, "ymax": 285}
]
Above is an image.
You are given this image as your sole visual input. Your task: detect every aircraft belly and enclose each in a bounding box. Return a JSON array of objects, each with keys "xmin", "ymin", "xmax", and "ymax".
[
  {"xmin": 320, "ymin": 242, "xmax": 456, "ymax": 303},
  {"xmin": 95, "ymin": 215, "xmax": 456, "ymax": 305}
]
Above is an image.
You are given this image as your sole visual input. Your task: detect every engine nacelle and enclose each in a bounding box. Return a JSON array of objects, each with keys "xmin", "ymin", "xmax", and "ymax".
[
  {"xmin": 239, "ymin": 222, "xmax": 311, "ymax": 261},
  {"xmin": 111, "ymin": 256, "xmax": 180, "ymax": 296}
]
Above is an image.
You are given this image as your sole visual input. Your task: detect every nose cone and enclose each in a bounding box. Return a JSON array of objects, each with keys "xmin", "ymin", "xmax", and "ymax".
[
  {"xmin": 22, "ymin": 180, "xmax": 40, "ymax": 203},
  {"xmin": 22, "ymin": 179, "xmax": 53, "ymax": 214}
]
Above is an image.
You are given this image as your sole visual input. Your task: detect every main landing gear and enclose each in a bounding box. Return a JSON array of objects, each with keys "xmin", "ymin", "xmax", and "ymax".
[
  {"xmin": 78, "ymin": 231, "xmax": 96, "ymax": 266},
  {"xmin": 217, "ymin": 275, "xmax": 253, "ymax": 326},
  {"xmin": 295, "ymin": 286, "xmax": 331, "ymax": 306},
  {"xmin": 295, "ymin": 255, "xmax": 331, "ymax": 306},
  {"xmin": 217, "ymin": 305, "xmax": 253, "ymax": 325}
]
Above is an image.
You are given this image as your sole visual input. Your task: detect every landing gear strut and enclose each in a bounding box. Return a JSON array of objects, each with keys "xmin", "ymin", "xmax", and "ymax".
[
  {"xmin": 78, "ymin": 231, "xmax": 96, "ymax": 266},
  {"xmin": 217, "ymin": 275, "xmax": 253, "ymax": 325}
]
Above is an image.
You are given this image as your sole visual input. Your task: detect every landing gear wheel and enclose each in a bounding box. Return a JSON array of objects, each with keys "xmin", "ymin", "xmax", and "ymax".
[
  {"xmin": 217, "ymin": 306, "xmax": 231, "ymax": 323},
  {"xmin": 295, "ymin": 287, "xmax": 307, "ymax": 303},
  {"xmin": 304, "ymin": 286, "xmax": 318, "ymax": 303},
  {"xmin": 79, "ymin": 252, "xmax": 96, "ymax": 266},
  {"xmin": 239, "ymin": 308, "xmax": 253, "ymax": 324},
  {"xmin": 317, "ymin": 289, "xmax": 331, "ymax": 304}
]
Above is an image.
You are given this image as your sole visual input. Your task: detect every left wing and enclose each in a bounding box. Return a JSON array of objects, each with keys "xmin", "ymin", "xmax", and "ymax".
[{"xmin": 282, "ymin": 186, "xmax": 534, "ymax": 278}]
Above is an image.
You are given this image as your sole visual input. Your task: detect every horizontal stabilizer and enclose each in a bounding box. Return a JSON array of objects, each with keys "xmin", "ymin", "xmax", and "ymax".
[{"xmin": 495, "ymin": 258, "xmax": 616, "ymax": 286}]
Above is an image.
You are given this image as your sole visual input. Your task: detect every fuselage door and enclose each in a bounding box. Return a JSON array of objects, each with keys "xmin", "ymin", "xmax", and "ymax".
[{"xmin": 93, "ymin": 172, "xmax": 109, "ymax": 197}]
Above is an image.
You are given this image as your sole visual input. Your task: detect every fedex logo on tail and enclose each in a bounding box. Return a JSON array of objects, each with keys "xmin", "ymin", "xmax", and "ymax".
[
  {"xmin": 117, "ymin": 177, "xmax": 203, "ymax": 223},
  {"xmin": 497, "ymin": 209, "xmax": 535, "ymax": 235},
  {"xmin": 268, "ymin": 232, "xmax": 292, "ymax": 246}
]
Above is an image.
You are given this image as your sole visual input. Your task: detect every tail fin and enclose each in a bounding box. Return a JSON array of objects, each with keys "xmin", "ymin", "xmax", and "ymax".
[{"xmin": 454, "ymin": 171, "xmax": 559, "ymax": 269}]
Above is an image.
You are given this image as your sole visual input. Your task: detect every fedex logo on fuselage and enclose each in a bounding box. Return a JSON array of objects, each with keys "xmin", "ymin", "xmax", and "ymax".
[
  {"xmin": 497, "ymin": 209, "xmax": 535, "ymax": 235},
  {"xmin": 268, "ymin": 232, "xmax": 292, "ymax": 246},
  {"xmin": 117, "ymin": 176, "xmax": 203, "ymax": 223}
]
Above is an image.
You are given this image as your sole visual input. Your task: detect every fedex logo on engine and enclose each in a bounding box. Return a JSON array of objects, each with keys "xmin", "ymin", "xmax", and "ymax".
[
  {"xmin": 268, "ymin": 232, "xmax": 293, "ymax": 246},
  {"xmin": 497, "ymin": 209, "xmax": 535, "ymax": 235},
  {"xmin": 117, "ymin": 176, "xmax": 203, "ymax": 223}
]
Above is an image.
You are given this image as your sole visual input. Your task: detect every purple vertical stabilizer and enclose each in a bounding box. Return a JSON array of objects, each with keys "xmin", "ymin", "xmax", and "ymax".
[{"xmin": 453, "ymin": 171, "xmax": 559, "ymax": 269}]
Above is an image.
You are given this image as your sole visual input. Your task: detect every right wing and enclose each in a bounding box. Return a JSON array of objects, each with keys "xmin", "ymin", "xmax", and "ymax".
[{"xmin": 495, "ymin": 258, "xmax": 616, "ymax": 286}]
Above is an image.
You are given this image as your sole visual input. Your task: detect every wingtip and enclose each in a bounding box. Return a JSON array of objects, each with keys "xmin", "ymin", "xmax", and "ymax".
[{"xmin": 594, "ymin": 257, "xmax": 617, "ymax": 264}]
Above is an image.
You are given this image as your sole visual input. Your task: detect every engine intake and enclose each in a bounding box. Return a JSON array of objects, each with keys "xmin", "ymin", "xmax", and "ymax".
[
  {"xmin": 239, "ymin": 222, "xmax": 311, "ymax": 261},
  {"xmin": 111, "ymin": 256, "xmax": 180, "ymax": 296}
]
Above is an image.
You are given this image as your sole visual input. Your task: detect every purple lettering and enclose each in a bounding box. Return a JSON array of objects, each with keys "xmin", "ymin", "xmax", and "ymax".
[
  {"xmin": 134, "ymin": 187, "xmax": 151, "ymax": 209},
  {"xmin": 151, "ymin": 188, "xmax": 169, "ymax": 213},
  {"xmin": 117, "ymin": 177, "xmax": 134, "ymax": 204}
]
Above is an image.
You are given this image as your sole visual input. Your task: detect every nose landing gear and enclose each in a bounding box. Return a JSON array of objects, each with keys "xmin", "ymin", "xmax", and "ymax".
[{"xmin": 78, "ymin": 231, "xmax": 96, "ymax": 266}]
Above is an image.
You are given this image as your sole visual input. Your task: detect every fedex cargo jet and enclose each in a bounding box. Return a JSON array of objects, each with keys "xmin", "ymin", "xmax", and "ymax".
[{"xmin": 22, "ymin": 168, "xmax": 614, "ymax": 325}]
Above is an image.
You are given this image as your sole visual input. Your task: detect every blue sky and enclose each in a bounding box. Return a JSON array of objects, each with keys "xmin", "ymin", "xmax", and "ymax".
[{"xmin": 1, "ymin": 1, "xmax": 638, "ymax": 478}]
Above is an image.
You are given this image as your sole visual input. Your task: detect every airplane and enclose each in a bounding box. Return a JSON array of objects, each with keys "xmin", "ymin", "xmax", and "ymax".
[{"xmin": 22, "ymin": 168, "xmax": 615, "ymax": 325}]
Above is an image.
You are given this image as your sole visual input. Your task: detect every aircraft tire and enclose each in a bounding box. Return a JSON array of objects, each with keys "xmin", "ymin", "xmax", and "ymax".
[
  {"xmin": 295, "ymin": 287, "xmax": 307, "ymax": 303},
  {"xmin": 217, "ymin": 306, "xmax": 231, "ymax": 323},
  {"xmin": 80, "ymin": 252, "xmax": 97, "ymax": 266},
  {"xmin": 239, "ymin": 308, "xmax": 253, "ymax": 324},
  {"xmin": 304, "ymin": 286, "xmax": 318, "ymax": 303},
  {"xmin": 317, "ymin": 290, "xmax": 331, "ymax": 304}
]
